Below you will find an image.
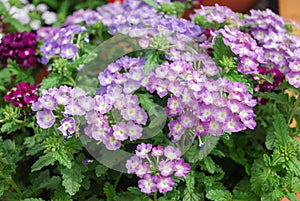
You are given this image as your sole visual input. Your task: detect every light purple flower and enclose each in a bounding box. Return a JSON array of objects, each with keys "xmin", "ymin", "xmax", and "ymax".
[
  {"xmin": 40, "ymin": 94, "xmax": 57, "ymax": 110},
  {"xmin": 164, "ymin": 146, "xmax": 181, "ymax": 160},
  {"xmin": 151, "ymin": 145, "xmax": 164, "ymax": 157},
  {"xmin": 127, "ymin": 121, "xmax": 143, "ymax": 141},
  {"xmin": 78, "ymin": 96, "xmax": 95, "ymax": 112},
  {"xmin": 135, "ymin": 163, "xmax": 150, "ymax": 178},
  {"xmin": 112, "ymin": 122, "xmax": 128, "ymax": 141},
  {"xmin": 36, "ymin": 109, "xmax": 55, "ymax": 129},
  {"xmin": 156, "ymin": 176, "xmax": 174, "ymax": 193},
  {"xmin": 138, "ymin": 174, "xmax": 156, "ymax": 194},
  {"xmin": 103, "ymin": 134, "xmax": 121, "ymax": 150},
  {"xmin": 287, "ymin": 71, "xmax": 300, "ymax": 88},
  {"xmin": 58, "ymin": 117, "xmax": 75, "ymax": 136},
  {"xmin": 158, "ymin": 160, "xmax": 174, "ymax": 176},
  {"xmin": 60, "ymin": 44, "xmax": 78, "ymax": 59},
  {"xmin": 126, "ymin": 155, "xmax": 142, "ymax": 174},
  {"xmin": 136, "ymin": 143, "xmax": 152, "ymax": 159},
  {"xmin": 174, "ymin": 158, "xmax": 190, "ymax": 178}
]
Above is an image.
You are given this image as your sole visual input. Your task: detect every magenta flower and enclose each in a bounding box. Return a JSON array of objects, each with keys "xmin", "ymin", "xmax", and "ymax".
[
  {"xmin": 0, "ymin": 31, "xmax": 38, "ymax": 67},
  {"xmin": 4, "ymin": 82, "xmax": 39, "ymax": 108},
  {"xmin": 158, "ymin": 160, "xmax": 174, "ymax": 177}
]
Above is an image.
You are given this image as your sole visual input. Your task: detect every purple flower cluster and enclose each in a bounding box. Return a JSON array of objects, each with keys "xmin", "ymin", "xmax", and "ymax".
[
  {"xmin": 0, "ymin": 31, "xmax": 38, "ymax": 67},
  {"xmin": 100, "ymin": 0, "xmax": 161, "ymax": 35},
  {"xmin": 244, "ymin": 9, "xmax": 300, "ymax": 88},
  {"xmin": 142, "ymin": 59, "xmax": 257, "ymax": 140},
  {"xmin": 37, "ymin": 27, "xmax": 59, "ymax": 41},
  {"xmin": 32, "ymin": 86, "xmax": 76, "ymax": 136},
  {"xmin": 126, "ymin": 143, "xmax": 190, "ymax": 194},
  {"xmin": 84, "ymin": 56, "xmax": 149, "ymax": 150},
  {"xmin": 191, "ymin": 4, "xmax": 242, "ymax": 25},
  {"xmin": 64, "ymin": 9, "xmax": 101, "ymax": 26},
  {"xmin": 287, "ymin": 48, "xmax": 300, "ymax": 88},
  {"xmin": 137, "ymin": 16, "xmax": 203, "ymax": 53},
  {"xmin": 218, "ymin": 26, "xmax": 265, "ymax": 74},
  {"xmin": 4, "ymin": 82, "xmax": 39, "ymax": 108},
  {"xmin": 40, "ymin": 25, "xmax": 87, "ymax": 64}
]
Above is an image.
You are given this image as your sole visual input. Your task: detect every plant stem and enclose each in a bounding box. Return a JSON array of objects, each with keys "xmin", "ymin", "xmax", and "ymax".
[
  {"xmin": 153, "ymin": 190, "xmax": 158, "ymax": 201},
  {"xmin": 114, "ymin": 173, "xmax": 123, "ymax": 190},
  {"xmin": 288, "ymin": 97, "xmax": 300, "ymax": 125}
]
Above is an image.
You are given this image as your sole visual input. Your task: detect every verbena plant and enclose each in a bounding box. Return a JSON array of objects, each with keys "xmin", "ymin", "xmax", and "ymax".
[{"xmin": 0, "ymin": 0, "xmax": 299, "ymax": 201}]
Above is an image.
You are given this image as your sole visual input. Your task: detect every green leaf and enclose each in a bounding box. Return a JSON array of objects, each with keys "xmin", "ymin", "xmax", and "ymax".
[
  {"xmin": 3, "ymin": 139, "xmax": 15, "ymax": 152},
  {"xmin": 55, "ymin": 149, "xmax": 72, "ymax": 169},
  {"xmin": 103, "ymin": 183, "xmax": 116, "ymax": 201},
  {"xmin": 213, "ymin": 35, "xmax": 234, "ymax": 67},
  {"xmin": 202, "ymin": 157, "xmax": 216, "ymax": 174},
  {"xmin": 206, "ymin": 189, "xmax": 232, "ymax": 201},
  {"xmin": 2, "ymin": 17, "xmax": 30, "ymax": 32},
  {"xmin": 272, "ymin": 113, "xmax": 289, "ymax": 145},
  {"xmin": 254, "ymin": 92, "xmax": 289, "ymax": 104},
  {"xmin": 95, "ymin": 165, "xmax": 108, "ymax": 177},
  {"xmin": 61, "ymin": 163, "xmax": 85, "ymax": 196},
  {"xmin": 233, "ymin": 179, "xmax": 258, "ymax": 201},
  {"xmin": 1, "ymin": 121, "xmax": 21, "ymax": 134},
  {"xmin": 39, "ymin": 176, "xmax": 61, "ymax": 190},
  {"xmin": 143, "ymin": 51, "xmax": 161, "ymax": 75},
  {"xmin": 0, "ymin": 182, "xmax": 10, "ymax": 198},
  {"xmin": 23, "ymin": 199, "xmax": 45, "ymax": 201},
  {"xmin": 141, "ymin": 0, "xmax": 159, "ymax": 9},
  {"xmin": 183, "ymin": 172, "xmax": 201, "ymax": 201},
  {"xmin": 185, "ymin": 135, "xmax": 220, "ymax": 163},
  {"xmin": 287, "ymin": 158, "xmax": 300, "ymax": 177},
  {"xmin": 39, "ymin": 75, "xmax": 61, "ymax": 91},
  {"xmin": 64, "ymin": 137, "xmax": 83, "ymax": 154},
  {"xmin": 31, "ymin": 152, "xmax": 57, "ymax": 172},
  {"xmin": 114, "ymin": 187, "xmax": 152, "ymax": 201}
]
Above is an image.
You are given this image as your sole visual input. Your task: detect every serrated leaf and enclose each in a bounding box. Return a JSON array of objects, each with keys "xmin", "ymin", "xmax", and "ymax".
[
  {"xmin": 95, "ymin": 165, "xmax": 108, "ymax": 177},
  {"xmin": 0, "ymin": 182, "xmax": 10, "ymax": 197},
  {"xmin": 55, "ymin": 149, "xmax": 72, "ymax": 169},
  {"xmin": 61, "ymin": 163, "xmax": 85, "ymax": 196},
  {"xmin": 183, "ymin": 190, "xmax": 201, "ymax": 201},
  {"xmin": 185, "ymin": 135, "xmax": 220, "ymax": 163},
  {"xmin": 272, "ymin": 113, "xmax": 289, "ymax": 145},
  {"xmin": 183, "ymin": 172, "xmax": 202, "ymax": 201},
  {"xmin": 31, "ymin": 152, "xmax": 57, "ymax": 172},
  {"xmin": 206, "ymin": 189, "xmax": 231, "ymax": 201},
  {"xmin": 39, "ymin": 75, "xmax": 61, "ymax": 91},
  {"xmin": 64, "ymin": 137, "xmax": 83, "ymax": 154},
  {"xmin": 3, "ymin": 139, "xmax": 15, "ymax": 152},
  {"xmin": 114, "ymin": 187, "xmax": 151, "ymax": 201},
  {"xmin": 103, "ymin": 183, "xmax": 116, "ymax": 201},
  {"xmin": 254, "ymin": 92, "xmax": 289, "ymax": 104},
  {"xmin": 287, "ymin": 158, "xmax": 300, "ymax": 177},
  {"xmin": 1, "ymin": 121, "xmax": 21, "ymax": 134},
  {"xmin": 213, "ymin": 35, "xmax": 233, "ymax": 66},
  {"xmin": 39, "ymin": 176, "xmax": 61, "ymax": 190},
  {"xmin": 23, "ymin": 199, "xmax": 45, "ymax": 201},
  {"xmin": 202, "ymin": 157, "xmax": 216, "ymax": 174},
  {"xmin": 233, "ymin": 179, "xmax": 257, "ymax": 201}
]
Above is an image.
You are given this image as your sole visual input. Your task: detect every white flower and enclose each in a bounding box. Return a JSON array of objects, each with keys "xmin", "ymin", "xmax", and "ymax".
[
  {"xmin": 36, "ymin": 3, "xmax": 48, "ymax": 12},
  {"xmin": 30, "ymin": 20, "xmax": 41, "ymax": 30},
  {"xmin": 42, "ymin": 11, "xmax": 57, "ymax": 25}
]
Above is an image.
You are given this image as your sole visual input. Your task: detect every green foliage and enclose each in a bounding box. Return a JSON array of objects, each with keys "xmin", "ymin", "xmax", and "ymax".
[{"xmin": 183, "ymin": 172, "xmax": 201, "ymax": 201}]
